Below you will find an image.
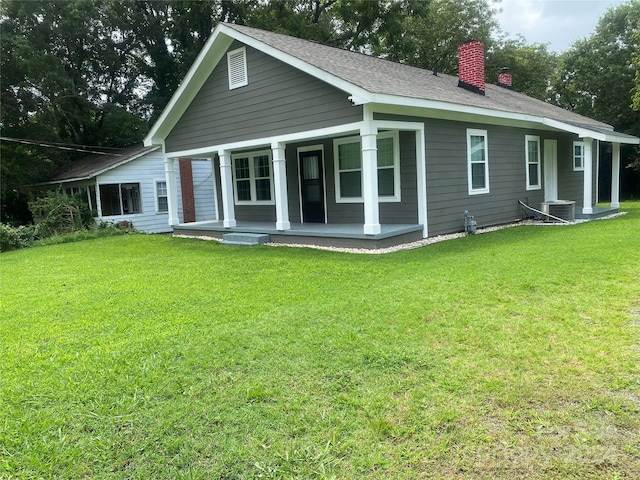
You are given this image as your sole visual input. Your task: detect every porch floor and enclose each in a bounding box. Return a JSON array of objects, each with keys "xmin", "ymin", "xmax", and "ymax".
[
  {"xmin": 172, "ymin": 221, "xmax": 425, "ymax": 249},
  {"xmin": 575, "ymin": 206, "xmax": 619, "ymax": 220}
]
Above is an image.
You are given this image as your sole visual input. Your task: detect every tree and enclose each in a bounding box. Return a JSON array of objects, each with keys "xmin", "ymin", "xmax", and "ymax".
[{"xmin": 486, "ymin": 36, "xmax": 557, "ymax": 100}]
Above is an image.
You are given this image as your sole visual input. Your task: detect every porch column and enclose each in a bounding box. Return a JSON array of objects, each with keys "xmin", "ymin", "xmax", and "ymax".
[
  {"xmin": 164, "ymin": 156, "xmax": 179, "ymax": 226},
  {"xmin": 218, "ymin": 150, "xmax": 237, "ymax": 228},
  {"xmin": 611, "ymin": 142, "xmax": 621, "ymax": 209},
  {"xmin": 582, "ymin": 137, "xmax": 594, "ymax": 215},
  {"xmin": 271, "ymin": 141, "xmax": 291, "ymax": 231},
  {"xmin": 361, "ymin": 124, "xmax": 380, "ymax": 235}
]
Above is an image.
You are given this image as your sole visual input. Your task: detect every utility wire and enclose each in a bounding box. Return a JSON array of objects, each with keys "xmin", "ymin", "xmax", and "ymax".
[{"xmin": 0, "ymin": 137, "xmax": 123, "ymax": 156}]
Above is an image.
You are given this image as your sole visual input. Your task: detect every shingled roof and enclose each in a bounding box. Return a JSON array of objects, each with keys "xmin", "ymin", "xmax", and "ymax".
[
  {"xmin": 145, "ymin": 23, "xmax": 639, "ymax": 146},
  {"xmin": 40, "ymin": 144, "xmax": 159, "ymax": 184}
]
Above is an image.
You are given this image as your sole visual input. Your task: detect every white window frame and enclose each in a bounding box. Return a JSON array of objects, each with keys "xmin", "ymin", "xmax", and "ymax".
[
  {"xmin": 155, "ymin": 179, "xmax": 168, "ymax": 213},
  {"xmin": 573, "ymin": 141, "xmax": 585, "ymax": 171},
  {"xmin": 466, "ymin": 129, "xmax": 490, "ymax": 195},
  {"xmin": 333, "ymin": 131, "xmax": 401, "ymax": 203},
  {"xmin": 227, "ymin": 47, "xmax": 248, "ymax": 90},
  {"xmin": 525, "ymin": 135, "xmax": 542, "ymax": 190},
  {"xmin": 99, "ymin": 182, "xmax": 143, "ymax": 216},
  {"xmin": 231, "ymin": 150, "xmax": 275, "ymax": 205}
]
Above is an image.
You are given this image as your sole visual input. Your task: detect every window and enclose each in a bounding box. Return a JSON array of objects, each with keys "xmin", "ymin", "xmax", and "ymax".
[
  {"xmin": 156, "ymin": 180, "xmax": 168, "ymax": 213},
  {"xmin": 334, "ymin": 132, "xmax": 400, "ymax": 203},
  {"xmin": 99, "ymin": 183, "xmax": 141, "ymax": 216},
  {"xmin": 232, "ymin": 150, "xmax": 274, "ymax": 204},
  {"xmin": 573, "ymin": 141, "xmax": 585, "ymax": 171},
  {"xmin": 467, "ymin": 129, "xmax": 489, "ymax": 194},
  {"xmin": 227, "ymin": 47, "xmax": 248, "ymax": 89},
  {"xmin": 525, "ymin": 135, "xmax": 541, "ymax": 190}
]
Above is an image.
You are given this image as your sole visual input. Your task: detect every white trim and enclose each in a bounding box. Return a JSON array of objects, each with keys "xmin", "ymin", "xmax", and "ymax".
[
  {"xmin": 296, "ymin": 144, "xmax": 327, "ymax": 224},
  {"xmin": 466, "ymin": 129, "xmax": 489, "ymax": 195},
  {"xmin": 231, "ymin": 149, "xmax": 275, "ymax": 205},
  {"xmin": 611, "ymin": 143, "xmax": 620, "ymax": 209},
  {"xmin": 227, "ymin": 46, "xmax": 248, "ymax": 89},
  {"xmin": 155, "ymin": 178, "xmax": 169, "ymax": 213},
  {"xmin": 572, "ymin": 141, "xmax": 585, "ymax": 171},
  {"xmin": 164, "ymin": 122, "xmax": 365, "ymax": 159},
  {"xmin": 543, "ymin": 139, "xmax": 558, "ymax": 202},
  {"xmin": 333, "ymin": 131, "xmax": 401, "ymax": 204},
  {"xmin": 525, "ymin": 135, "xmax": 541, "ymax": 191}
]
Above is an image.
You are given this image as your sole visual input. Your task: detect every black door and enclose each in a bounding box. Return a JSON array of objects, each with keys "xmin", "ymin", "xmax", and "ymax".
[{"xmin": 299, "ymin": 150, "xmax": 325, "ymax": 223}]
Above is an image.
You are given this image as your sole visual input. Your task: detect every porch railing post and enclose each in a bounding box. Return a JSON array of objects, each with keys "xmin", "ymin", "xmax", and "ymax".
[
  {"xmin": 271, "ymin": 142, "xmax": 291, "ymax": 231},
  {"xmin": 218, "ymin": 150, "xmax": 237, "ymax": 228}
]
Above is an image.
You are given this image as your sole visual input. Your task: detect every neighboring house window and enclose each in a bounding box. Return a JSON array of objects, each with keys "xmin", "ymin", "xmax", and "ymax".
[
  {"xmin": 573, "ymin": 141, "xmax": 585, "ymax": 171},
  {"xmin": 231, "ymin": 150, "xmax": 274, "ymax": 204},
  {"xmin": 525, "ymin": 135, "xmax": 541, "ymax": 190},
  {"xmin": 334, "ymin": 132, "xmax": 400, "ymax": 203},
  {"xmin": 156, "ymin": 180, "xmax": 168, "ymax": 213},
  {"xmin": 467, "ymin": 129, "xmax": 489, "ymax": 195},
  {"xmin": 99, "ymin": 183, "xmax": 141, "ymax": 216},
  {"xmin": 227, "ymin": 47, "xmax": 248, "ymax": 89}
]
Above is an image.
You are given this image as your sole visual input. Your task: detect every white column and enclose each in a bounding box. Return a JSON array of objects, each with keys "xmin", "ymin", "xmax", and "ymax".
[
  {"xmin": 94, "ymin": 178, "xmax": 102, "ymax": 218},
  {"xmin": 271, "ymin": 141, "xmax": 291, "ymax": 231},
  {"xmin": 415, "ymin": 128, "xmax": 428, "ymax": 238},
  {"xmin": 164, "ymin": 155, "xmax": 179, "ymax": 226},
  {"xmin": 611, "ymin": 142, "xmax": 621, "ymax": 209},
  {"xmin": 218, "ymin": 150, "xmax": 237, "ymax": 228},
  {"xmin": 210, "ymin": 157, "xmax": 220, "ymax": 220},
  {"xmin": 361, "ymin": 124, "xmax": 380, "ymax": 235},
  {"xmin": 582, "ymin": 137, "xmax": 593, "ymax": 215}
]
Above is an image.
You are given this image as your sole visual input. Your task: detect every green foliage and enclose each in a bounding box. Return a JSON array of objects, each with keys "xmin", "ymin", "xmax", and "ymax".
[
  {"xmin": 486, "ymin": 37, "xmax": 557, "ymax": 100},
  {"xmin": 1, "ymin": 203, "xmax": 639, "ymax": 478},
  {"xmin": 0, "ymin": 223, "xmax": 38, "ymax": 252},
  {"xmin": 28, "ymin": 192, "xmax": 88, "ymax": 237}
]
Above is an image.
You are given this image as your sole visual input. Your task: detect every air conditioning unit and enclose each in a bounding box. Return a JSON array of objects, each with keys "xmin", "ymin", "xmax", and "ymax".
[{"xmin": 541, "ymin": 200, "xmax": 575, "ymax": 222}]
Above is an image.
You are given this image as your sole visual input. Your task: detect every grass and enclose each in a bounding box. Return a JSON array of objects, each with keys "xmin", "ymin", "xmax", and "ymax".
[{"xmin": 1, "ymin": 203, "xmax": 639, "ymax": 479}]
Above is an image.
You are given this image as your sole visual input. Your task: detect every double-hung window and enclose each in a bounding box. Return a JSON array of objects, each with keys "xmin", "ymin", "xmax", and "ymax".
[
  {"xmin": 467, "ymin": 129, "xmax": 489, "ymax": 195},
  {"xmin": 156, "ymin": 180, "xmax": 168, "ymax": 213},
  {"xmin": 334, "ymin": 131, "xmax": 400, "ymax": 203},
  {"xmin": 525, "ymin": 135, "xmax": 541, "ymax": 190},
  {"xmin": 232, "ymin": 150, "xmax": 274, "ymax": 204},
  {"xmin": 573, "ymin": 141, "xmax": 585, "ymax": 171}
]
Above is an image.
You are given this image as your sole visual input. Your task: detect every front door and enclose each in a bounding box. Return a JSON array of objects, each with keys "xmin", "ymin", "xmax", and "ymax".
[
  {"xmin": 299, "ymin": 150, "xmax": 326, "ymax": 223},
  {"xmin": 544, "ymin": 139, "xmax": 558, "ymax": 201}
]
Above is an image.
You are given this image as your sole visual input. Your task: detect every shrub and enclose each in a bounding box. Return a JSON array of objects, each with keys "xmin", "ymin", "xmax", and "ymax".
[
  {"xmin": 0, "ymin": 223, "xmax": 38, "ymax": 252},
  {"xmin": 28, "ymin": 192, "xmax": 91, "ymax": 237}
]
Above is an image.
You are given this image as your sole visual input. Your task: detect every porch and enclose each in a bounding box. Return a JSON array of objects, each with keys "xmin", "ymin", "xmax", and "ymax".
[
  {"xmin": 575, "ymin": 205, "xmax": 619, "ymax": 220},
  {"xmin": 172, "ymin": 221, "xmax": 424, "ymax": 249}
]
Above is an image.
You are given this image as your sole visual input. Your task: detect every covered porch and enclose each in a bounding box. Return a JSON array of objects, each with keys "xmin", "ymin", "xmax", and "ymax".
[{"xmin": 172, "ymin": 220, "xmax": 424, "ymax": 249}]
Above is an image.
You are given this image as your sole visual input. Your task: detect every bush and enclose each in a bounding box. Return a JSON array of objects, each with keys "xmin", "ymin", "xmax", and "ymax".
[
  {"xmin": 28, "ymin": 192, "xmax": 91, "ymax": 237},
  {"xmin": 0, "ymin": 223, "xmax": 38, "ymax": 252}
]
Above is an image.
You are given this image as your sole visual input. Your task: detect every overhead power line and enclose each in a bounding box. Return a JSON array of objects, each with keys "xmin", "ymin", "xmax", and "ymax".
[{"xmin": 0, "ymin": 137, "xmax": 123, "ymax": 156}]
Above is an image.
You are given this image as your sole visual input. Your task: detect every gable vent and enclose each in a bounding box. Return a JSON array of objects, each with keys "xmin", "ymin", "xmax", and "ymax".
[{"xmin": 227, "ymin": 47, "xmax": 248, "ymax": 90}]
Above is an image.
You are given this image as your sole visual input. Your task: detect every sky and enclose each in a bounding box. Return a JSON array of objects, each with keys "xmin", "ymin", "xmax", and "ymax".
[{"xmin": 495, "ymin": 0, "xmax": 627, "ymax": 52}]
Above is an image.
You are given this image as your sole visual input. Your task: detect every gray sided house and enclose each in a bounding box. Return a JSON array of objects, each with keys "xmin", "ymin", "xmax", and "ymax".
[
  {"xmin": 36, "ymin": 144, "xmax": 217, "ymax": 233},
  {"xmin": 144, "ymin": 23, "xmax": 639, "ymax": 248}
]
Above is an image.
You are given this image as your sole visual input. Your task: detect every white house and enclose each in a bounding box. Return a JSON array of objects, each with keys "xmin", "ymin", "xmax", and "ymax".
[{"xmin": 37, "ymin": 144, "xmax": 217, "ymax": 233}]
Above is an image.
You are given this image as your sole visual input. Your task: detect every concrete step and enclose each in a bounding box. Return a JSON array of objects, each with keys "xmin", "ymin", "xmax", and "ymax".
[{"xmin": 222, "ymin": 233, "xmax": 270, "ymax": 245}]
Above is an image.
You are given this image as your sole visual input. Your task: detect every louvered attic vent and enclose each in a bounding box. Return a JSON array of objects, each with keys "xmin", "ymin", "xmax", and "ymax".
[{"xmin": 227, "ymin": 47, "xmax": 248, "ymax": 90}]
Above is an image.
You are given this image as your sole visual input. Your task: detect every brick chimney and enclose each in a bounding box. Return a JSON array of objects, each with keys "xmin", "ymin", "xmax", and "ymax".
[
  {"xmin": 497, "ymin": 67, "xmax": 513, "ymax": 89},
  {"xmin": 458, "ymin": 40, "xmax": 485, "ymax": 95}
]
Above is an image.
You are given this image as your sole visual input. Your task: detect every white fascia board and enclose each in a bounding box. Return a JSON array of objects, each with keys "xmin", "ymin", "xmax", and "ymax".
[
  {"xmin": 165, "ymin": 121, "xmax": 365, "ymax": 159},
  {"xmin": 543, "ymin": 118, "xmax": 640, "ymax": 144},
  {"xmin": 217, "ymin": 24, "xmax": 372, "ymax": 103},
  {"xmin": 144, "ymin": 28, "xmax": 234, "ymax": 146},
  {"xmin": 36, "ymin": 147, "xmax": 161, "ymax": 185}
]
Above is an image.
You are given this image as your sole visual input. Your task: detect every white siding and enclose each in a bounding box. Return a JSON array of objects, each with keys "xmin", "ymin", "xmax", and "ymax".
[{"xmin": 97, "ymin": 151, "xmax": 216, "ymax": 233}]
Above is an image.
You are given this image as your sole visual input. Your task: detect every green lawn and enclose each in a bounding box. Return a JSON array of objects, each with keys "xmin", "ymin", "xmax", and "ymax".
[{"xmin": 1, "ymin": 205, "xmax": 639, "ymax": 479}]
